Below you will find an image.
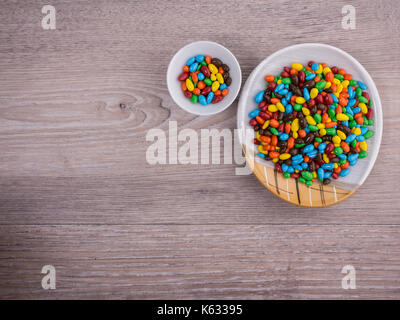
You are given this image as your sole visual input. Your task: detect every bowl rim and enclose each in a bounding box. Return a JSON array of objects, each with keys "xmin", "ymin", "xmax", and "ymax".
[
  {"xmin": 167, "ymin": 40, "xmax": 242, "ymax": 116},
  {"xmin": 237, "ymin": 42, "xmax": 383, "ymax": 190}
]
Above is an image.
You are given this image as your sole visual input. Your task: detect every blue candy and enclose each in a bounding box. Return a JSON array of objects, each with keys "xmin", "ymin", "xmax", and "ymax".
[
  {"xmin": 301, "ymin": 162, "xmax": 309, "ymax": 169},
  {"xmin": 356, "ymin": 135, "xmax": 365, "ymax": 141},
  {"xmin": 206, "ymin": 92, "xmax": 214, "ymax": 104},
  {"xmin": 318, "ymin": 168, "xmax": 325, "ymax": 181},
  {"xmin": 311, "ymin": 63, "xmax": 319, "ymax": 71},
  {"xmin": 352, "ymin": 107, "xmax": 361, "ymax": 114},
  {"xmin": 279, "ymin": 89, "xmax": 289, "ymax": 95},
  {"xmin": 322, "ymin": 163, "xmax": 334, "ymax": 170},
  {"xmin": 195, "ymin": 55, "xmax": 204, "ymax": 63},
  {"xmin": 285, "ymin": 104, "xmax": 293, "ymax": 114},
  {"xmin": 186, "ymin": 57, "xmax": 195, "ymax": 66},
  {"xmin": 331, "ymin": 93, "xmax": 338, "ymax": 103},
  {"xmin": 275, "ymin": 83, "xmax": 284, "ymax": 92},
  {"xmin": 348, "ymin": 99, "xmax": 356, "ymax": 108},
  {"xmin": 248, "ymin": 109, "xmax": 261, "ymax": 118},
  {"xmin": 197, "ymin": 72, "xmax": 205, "ymax": 81},
  {"xmin": 257, "ymin": 152, "xmax": 266, "ymax": 159},
  {"xmin": 340, "ymin": 168, "xmax": 351, "ymax": 177},
  {"xmin": 294, "ymin": 164, "xmax": 303, "ymax": 171},
  {"xmin": 306, "ymin": 73, "xmax": 316, "ymax": 80},
  {"xmin": 303, "ymin": 144, "xmax": 315, "ymax": 153},
  {"xmin": 287, "ymin": 166, "xmax": 295, "ymax": 173},
  {"xmin": 220, "ymin": 83, "xmax": 227, "ymax": 91},
  {"xmin": 318, "ymin": 142, "xmax": 327, "ymax": 152},
  {"xmin": 346, "ymin": 134, "xmax": 356, "ymax": 143},
  {"xmin": 280, "ymin": 133, "xmax": 289, "ymax": 141},
  {"xmin": 324, "ymin": 171, "xmax": 333, "ymax": 179},
  {"xmin": 282, "ymin": 163, "xmax": 288, "ymax": 172},
  {"xmin": 199, "ymin": 95, "xmax": 207, "ymax": 106},
  {"xmin": 338, "ymin": 154, "xmax": 347, "ymax": 160},
  {"xmin": 189, "ymin": 62, "xmax": 199, "ymax": 73},
  {"xmin": 303, "ymin": 88, "xmax": 311, "ymax": 101},
  {"xmin": 361, "ymin": 127, "xmax": 368, "ymax": 135},
  {"xmin": 357, "ymin": 81, "xmax": 367, "ymax": 90},
  {"xmin": 254, "ymin": 91, "xmax": 264, "ymax": 103}
]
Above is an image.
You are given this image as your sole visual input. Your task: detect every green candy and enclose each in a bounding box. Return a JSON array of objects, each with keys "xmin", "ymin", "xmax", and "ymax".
[
  {"xmin": 305, "ymin": 70, "xmax": 312, "ymax": 76},
  {"xmin": 356, "ymin": 87, "xmax": 362, "ymax": 97},
  {"xmin": 349, "ymin": 80, "xmax": 357, "ymax": 86},
  {"xmin": 315, "ymin": 137, "xmax": 322, "ymax": 143},
  {"xmin": 309, "ymin": 125, "xmax": 319, "ymax": 132},
  {"xmin": 339, "ymin": 158, "xmax": 347, "ymax": 165},
  {"xmin": 295, "ymin": 143, "xmax": 305, "ymax": 148},
  {"xmin": 282, "ymin": 78, "xmax": 291, "ymax": 84},
  {"xmin": 368, "ymin": 119, "xmax": 374, "ymax": 126},
  {"xmin": 314, "ymin": 113, "xmax": 322, "ymax": 123},
  {"xmin": 334, "ymin": 147, "xmax": 343, "ymax": 155},
  {"xmin": 328, "ymin": 109, "xmax": 336, "ymax": 119},
  {"xmin": 315, "ymin": 80, "xmax": 326, "ymax": 91},
  {"xmin": 349, "ymin": 120, "xmax": 357, "ymax": 128},
  {"xmin": 294, "ymin": 104, "xmax": 303, "ymax": 111},
  {"xmin": 305, "ymin": 180, "xmax": 313, "ymax": 187},
  {"xmin": 334, "ymin": 74, "xmax": 344, "ymax": 81},
  {"xmin": 359, "ymin": 151, "xmax": 368, "ymax": 158},
  {"xmin": 270, "ymin": 128, "xmax": 279, "ymax": 135},
  {"xmin": 301, "ymin": 171, "xmax": 313, "ymax": 181},
  {"xmin": 344, "ymin": 112, "xmax": 354, "ymax": 121},
  {"xmin": 299, "ymin": 177, "xmax": 306, "ymax": 184},
  {"xmin": 197, "ymin": 64, "xmax": 202, "ymax": 71},
  {"xmin": 200, "ymin": 61, "xmax": 207, "ymax": 66},
  {"xmin": 358, "ymin": 96, "xmax": 368, "ymax": 103},
  {"xmin": 204, "ymin": 78, "xmax": 212, "ymax": 86},
  {"xmin": 326, "ymin": 128, "xmax": 336, "ymax": 136},
  {"xmin": 364, "ymin": 130, "xmax": 374, "ymax": 139},
  {"xmin": 283, "ymin": 172, "xmax": 291, "ymax": 179},
  {"xmin": 350, "ymin": 139, "xmax": 357, "ymax": 148},
  {"xmin": 191, "ymin": 94, "xmax": 198, "ymax": 104}
]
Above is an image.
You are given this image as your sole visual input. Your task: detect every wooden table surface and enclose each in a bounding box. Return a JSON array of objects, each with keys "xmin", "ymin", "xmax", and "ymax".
[{"xmin": 1, "ymin": 0, "xmax": 400, "ymax": 299}]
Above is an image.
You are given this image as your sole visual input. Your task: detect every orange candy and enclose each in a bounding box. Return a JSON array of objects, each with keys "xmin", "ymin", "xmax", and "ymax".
[
  {"xmin": 298, "ymin": 129, "xmax": 306, "ymax": 138},
  {"xmin": 193, "ymin": 88, "xmax": 200, "ymax": 95},
  {"xmin": 191, "ymin": 72, "xmax": 198, "ymax": 83},
  {"xmin": 269, "ymin": 119, "xmax": 279, "ymax": 128},
  {"xmin": 181, "ymin": 82, "xmax": 187, "ymax": 91},
  {"xmin": 269, "ymin": 151, "xmax": 280, "ymax": 158},
  {"xmin": 265, "ymin": 75, "xmax": 275, "ymax": 82},
  {"xmin": 260, "ymin": 136, "xmax": 271, "ymax": 144},
  {"xmin": 205, "ymin": 56, "xmax": 211, "ymax": 64},
  {"xmin": 255, "ymin": 116, "xmax": 264, "ymax": 125},
  {"xmin": 197, "ymin": 81, "xmax": 206, "ymax": 90},
  {"xmin": 183, "ymin": 65, "xmax": 189, "ymax": 72},
  {"xmin": 325, "ymin": 72, "xmax": 334, "ymax": 82},
  {"xmin": 222, "ymin": 89, "xmax": 229, "ymax": 96},
  {"xmin": 214, "ymin": 90, "xmax": 222, "ymax": 96}
]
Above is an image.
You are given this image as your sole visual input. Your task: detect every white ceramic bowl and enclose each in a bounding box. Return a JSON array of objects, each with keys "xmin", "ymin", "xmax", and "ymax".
[
  {"xmin": 237, "ymin": 43, "xmax": 383, "ymax": 204},
  {"xmin": 167, "ymin": 41, "xmax": 242, "ymax": 116}
]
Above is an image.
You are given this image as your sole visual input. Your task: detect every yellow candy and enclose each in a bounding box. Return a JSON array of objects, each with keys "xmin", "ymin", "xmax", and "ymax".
[
  {"xmin": 291, "ymin": 118, "xmax": 299, "ymax": 132},
  {"xmin": 317, "ymin": 123, "xmax": 325, "ymax": 129},
  {"xmin": 319, "ymin": 128, "xmax": 327, "ymax": 136},
  {"xmin": 295, "ymin": 169, "xmax": 299, "ymax": 173},
  {"xmin": 211, "ymin": 81, "xmax": 220, "ymax": 92},
  {"xmin": 306, "ymin": 115, "xmax": 316, "ymax": 125},
  {"xmin": 337, "ymin": 130, "xmax": 347, "ymax": 140},
  {"xmin": 324, "ymin": 81, "xmax": 331, "ymax": 89},
  {"xmin": 258, "ymin": 145, "xmax": 268, "ymax": 154},
  {"xmin": 359, "ymin": 103, "xmax": 368, "ymax": 114},
  {"xmin": 256, "ymin": 131, "xmax": 261, "ymax": 140},
  {"xmin": 313, "ymin": 171, "xmax": 317, "ymax": 178},
  {"xmin": 295, "ymin": 97, "xmax": 306, "ymax": 104},
  {"xmin": 332, "ymin": 135, "xmax": 341, "ymax": 144},
  {"xmin": 186, "ymin": 78, "xmax": 194, "ymax": 92},
  {"xmin": 272, "ymin": 158, "xmax": 279, "ymax": 163},
  {"xmin": 336, "ymin": 113, "xmax": 349, "ymax": 121},
  {"xmin": 316, "ymin": 65, "xmax": 323, "ymax": 74},
  {"xmin": 336, "ymin": 83, "xmax": 343, "ymax": 94},
  {"xmin": 334, "ymin": 163, "xmax": 338, "ymax": 169},
  {"xmin": 342, "ymin": 80, "xmax": 349, "ymax": 88},
  {"xmin": 323, "ymin": 67, "xmax": 331, "ymax": 75},
  {"xmin": 268, "ymin": 104, "xmax": 278, "ymax": 112},
  {"xmin": 310, "ymin": 88, "xmax": 319, "ymax": 99},
  {"xmin": 276, "ymin": 102, "xmax": 285, "ymax": 112},
  {"xmin": 216, "ymin": 73, "xmax": 224, "ymax": 84},
  {"xmin": 210, "ymin": 74, "xmax": 217, "ymax": 81},
  {"xmin": 208, "ymin": 63, "xmax": 218, "ymax": 74},
  {"xmin": 277, "ymin": 79, "xmax": 282, "ymax": 84},
  {"xmin": 323, "ymin": 154, "xmax": 330, "ymax": 163},
  {"xmin": 292, "ymin": 63, "xmax": 303, "ymax": 71},
  {"xmin": 333, "ymin": 78, "xmax": 341, "ymax": 85},
  {"xmin": 302, "ymin": 107, "xmax": 310, "ymax": 116},
  {"xmin": 262, "ymin": 120, "xmax": 270, "ymax": 129},
  {"xmin": 279, "ymin": 153, "xmax": 291, "ymax": 160},
  {"xmin": 360, "ymin": 141, "xmax": 368, "ymax": 151},
  {"xmin": 353, "ymin": 127, "xmax": 361, "ymax": 136},
  {"xmin": 293, "ymin": 131, "xmax": 298, "ymax": 139}
]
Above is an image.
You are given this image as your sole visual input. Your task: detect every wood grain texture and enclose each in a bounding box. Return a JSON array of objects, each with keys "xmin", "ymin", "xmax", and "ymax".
[{"xmin": 0, "ymin": 0, "xmax": 400, "ymax": 299}]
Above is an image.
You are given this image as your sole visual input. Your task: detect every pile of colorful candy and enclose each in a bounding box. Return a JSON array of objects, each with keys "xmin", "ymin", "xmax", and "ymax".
[
  {"xmin": 249, "ymin": 61, "xmax": 374, "ymax": 186},
  {"xmin": 178, "ymin": 55, "xmax": 231, "ymax": 105}
]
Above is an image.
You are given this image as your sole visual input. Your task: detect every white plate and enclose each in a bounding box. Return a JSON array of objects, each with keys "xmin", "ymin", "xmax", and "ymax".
[
  {"xmin": 237, "ymin": 43, "xmax": 382, "ymax": 205},
  {"xmin": 167, "ymin": 41, "xmax": 242, "ymax": 116}
]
